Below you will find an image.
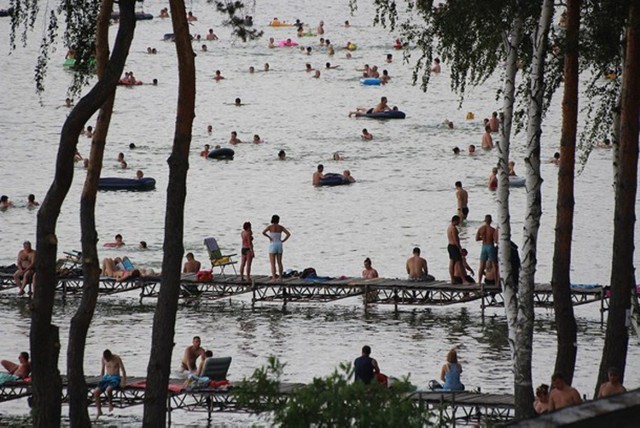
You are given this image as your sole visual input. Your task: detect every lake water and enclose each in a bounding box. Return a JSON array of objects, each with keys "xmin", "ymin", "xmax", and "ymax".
[{"xmin": 0, "ymin": 0, "xmax": 638, "ymax": 425}]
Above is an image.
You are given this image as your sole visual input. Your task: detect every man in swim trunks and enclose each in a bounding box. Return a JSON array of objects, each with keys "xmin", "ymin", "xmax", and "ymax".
[
  {"xmin": 447, "ymin": 216, "xmax": 470, "ymax": 284},
  {"xmin": 455, "ymin": 181, "xmax": 469, "ymax": 220},
  {"xmin": 183, "ymin": 252, "xmax": 201, "ymax": 273},
  {"xmin": 476, "ymin": 214, "xmax": 499, "ymax": 284},
  {"xmin": 482, "ymin": 125, "xmax": 494, "ymax": 149},
  {"xmin": 406, "ymin": 247, "xmax": 434, "ymax": 282},
  {"xmin": 312, "ymin": 164, "xmax": 325, "ymax": 186},
  {"xmin": 180, "ymin": 336, "xmax": 206, "ymax": 374},
  {"xmin": 1, "ymin": 351, "xmax": 31, "ymax": 379},
  {"xmin": 93, "ymin": 349, "xmax": 126, "ymax": 420},
  {"xmin": 13, "ymin": 241, "xmax": 36, "ymax": 296}
]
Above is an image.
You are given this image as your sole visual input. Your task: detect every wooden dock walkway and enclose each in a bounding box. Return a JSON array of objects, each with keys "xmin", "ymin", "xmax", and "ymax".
[
  {"xmin": 0, "ymin": 272, "xmax": 609, "ymax": 319},
  {"xmin": 0, "ymin": 375, "xmax": 515, "ymax": 424}
]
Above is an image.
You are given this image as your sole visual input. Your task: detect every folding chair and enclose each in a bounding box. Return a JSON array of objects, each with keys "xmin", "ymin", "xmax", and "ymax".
[
  {"xmin": 200, "ymin": 356, "xmax": 232, "ymax": 381},
  {"xmin": 203, "ymin": 237, "xmax": 238, "ymax": 276}
]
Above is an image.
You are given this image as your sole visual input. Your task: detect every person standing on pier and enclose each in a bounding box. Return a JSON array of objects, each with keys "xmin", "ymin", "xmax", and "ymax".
[
  {"xmin": 93, "ymin": 349, "xmax": 127, "ymax": 420},
  {"xmin": 548, "ymin": 372, "xmax": 582, "ymax": 411},
  {"xmin": 475, "ymin": 215, "xmax": 499, "ymax": 285},
  {"xmin": 263, "ymin": 215, "xmax": 291, "ymax": 281},
  {"xmin": 240, "ymin": 222, "xmax": 254, "ymax": 282},
  {"xmin": 354, "ymin": 345, "xmax": 380, "ymax": 384},
  {"xmin": 447, "ymin": 216, "xmax": 470, "ymax": 285}
]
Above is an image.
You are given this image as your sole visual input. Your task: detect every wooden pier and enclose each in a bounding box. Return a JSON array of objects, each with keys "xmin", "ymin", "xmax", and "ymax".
[
  {"xmin": 0, "ymin": 272, "xmax": 608, "ymax": 318},
  {"xmin": 0, "ymin": 375, "xmax": 515, "ymax": 424}
]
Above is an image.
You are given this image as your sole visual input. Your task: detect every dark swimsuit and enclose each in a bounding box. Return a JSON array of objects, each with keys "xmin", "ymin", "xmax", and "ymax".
[{"xmin": 447, "ymin": 244, "xmax": 462, "ymax": 261}]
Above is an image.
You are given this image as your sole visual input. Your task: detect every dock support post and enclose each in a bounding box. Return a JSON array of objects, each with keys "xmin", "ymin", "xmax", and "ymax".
[
  {"xmin": 251, "ymin": 279, "xmax": 256, "ymax": 308},
  {"xmin": 600, "ymin": 289, "xmax": 605, "ymax": 326},
  {"xmin": 363, "ymin": 284, "xmax": 368, "ymax": 314},
  {"xmin": 167, "ymin": 395, "xmax": 172, "ymax": 426},
  {"xmin": 394, "ymin": 287, "xmax": 398, "ymax": 313},
  {"xmin": 480, "ymin": 283, "xmax": 486, "ymax": 320}
]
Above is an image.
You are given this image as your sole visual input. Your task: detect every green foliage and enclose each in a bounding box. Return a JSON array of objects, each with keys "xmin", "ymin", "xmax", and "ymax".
[
  {"xmin": 211, "ymin": 1, "xmax": 263, "ymax": 42},
  {"xmin": 233, "ymin": 357, "xmax": 432, "ymax": 427}
]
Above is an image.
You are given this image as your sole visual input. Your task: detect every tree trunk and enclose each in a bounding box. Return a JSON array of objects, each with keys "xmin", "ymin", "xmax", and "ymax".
[
  {"xmin": 551, "ymin": 0, "xmax": 580, "ymax": 385},
  {"xmin": 513, "ymin": 0, "xmax": 553, "ymax": 419},
  {"xmin": 66, "ymin": 1, "xmax": 135, "ymax": 426},
  {"xmin": 497, "ymin": 13, "xmax": 522, "ymax": 418},
  {"xmin": 596, "ymin": 0, "xmax": 640, "ymax": 395},
  {"xmin": 142, "ymin": 0, "xmax": 195, "ymax": 425}
]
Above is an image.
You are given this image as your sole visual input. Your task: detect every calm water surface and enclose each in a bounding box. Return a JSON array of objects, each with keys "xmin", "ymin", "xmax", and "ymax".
[{"xmin": 0, "ymin": 0, "xmax": 638, "ymax": 425}]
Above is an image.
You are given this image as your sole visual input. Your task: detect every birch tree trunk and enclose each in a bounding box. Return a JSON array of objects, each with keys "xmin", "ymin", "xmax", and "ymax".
[
  {"xmin": 497, "ymin": 13, "xmax": 522, "ymax": 417},
  {"xmin": 30, "ymin": 4, "xmax": 137, "ymax": 425},
  {"xmin": 596, "ymin": 0, "xmax": 640, "ymax": 394},
  {"xmin": 515, "ymin": 0, "xmax": 553, "ymax": 418},
  {"xmin": 66, "ymin": 1, "xmax": 135, "ymax": 425},
  {"xmin": 142, "ymin": 0, "xmax": 195, "ymax": 425}
]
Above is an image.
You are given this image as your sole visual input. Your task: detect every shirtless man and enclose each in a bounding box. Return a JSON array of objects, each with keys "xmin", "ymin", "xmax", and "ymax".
[
  {"xmin": 406, "ymin": 247, "xmax": 434, "ymax": 282},
  {"xmin": 183, "ymin": 252, "xmax": 201, "ymax": 273},
  {"xmin": 201, "ymin": 144, "xmax": 211, "ymax": 158},
  {"xmin": 447, "ymin": 216, "xmax": 470, "ymax": 284},
  {"xmin": 362, "ymin": 258, "xmax": 379, "ymax": 279},
  {"xmin": 180, "ymin": 336, "xmax": 206, "ymax": 374},
  {"xmin": 488, "ymin": 167, "xmax": 498, "ymax": 191},
  {"xmin": 476, "ymin": 215, "xmax": 499, "ymax": 284},
  {"xmin": 489, "ymin": 111, "xmax": 500, "ymax": 132},
  {"xmin": 312, "ymin": 164, "xmax": 325, "ymax": 186},
  {"xmin": 1, "ymin": 351, "xmax": 31, "ymax": 379},
  {"xmin": 455, "ymin": 181, "xmax": 469, "ymax": 220},
  {"xmin": 372, "ymin": 96, "xmax": 391, "ymax": 113},
  {"xmin": 229, "ymin": 131, "xmax": 242, "ymax": 145},
  {"xmin": 482, "ymin": 125, "xmax": 494, "ymax": 149},
  {"xmin": 598, "ymin": 367, "xmax": 626, "ymax": 398},
  {"xmin": 93, "ymin": 349, "xmax": 127, "ymax": 419},
  {"xmin": 13, "ymin": 241, "xmax": 36, "ymax": 296},
  {"xmin": 548, "ymin": 372, "xmax": 582, "ymax": 411},
  {"xmin": 206, "ymin": 29, "xmax": 218, "ymax": 41}
]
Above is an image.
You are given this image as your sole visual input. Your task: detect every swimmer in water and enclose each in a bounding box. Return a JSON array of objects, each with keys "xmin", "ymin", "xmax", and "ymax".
[
  {"xmin": 213, "ymin": 70, "xmax": 224, "ymax": 81},
  {"xmin": 249, "ymin": 66, "xmax": 255, "ymax": 73},
  {"xmin": 253, "ymin": 134, "xmax": 264, "ymax": 144},
  {"xmin": 206, "ymin": 29, "xmax": 218, "ymax": 41},
  {"xmin": 278, "ymin": 150, "xmax": 286, "ymax": 160},
  {"xmin": 201, "ymin": 144, "xmax": 211, "ymax": 157},
  {"xmin": 268, "ymin": 37, "xmax": 276, "ymax": 48},
  {"xmin": 234, "ymin": 98, "xmax": 244, "ymax": 106},
  {"xmin": 325, "ymin": 62, "xmax": 339, "ymax": 69},
  {"xmin": 305, "ymin": 63, "xmax": 314, "ymax": 72},
  {"xmin": 313, "ymin": 70, "xmax": 321, "ymax": 78},
  {"xmin": 361, "ymin": 129, "xmax": 373, "ymax": 140},
  {"xmin": 229, "ymin": 131, "xmax": 242, "ymax": 145}
]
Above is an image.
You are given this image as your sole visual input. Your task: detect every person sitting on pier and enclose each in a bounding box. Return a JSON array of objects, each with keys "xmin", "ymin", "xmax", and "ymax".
[
  {"xmin": 1, "ymin": 351, "xmax": 31, "ymax": 381},
  {"xmin": 93, "ymin": 349, "xmax": 127, "ymax": 420},
  {"xmin": 548, "ymin": 372, "xmax": 582, "ymax": 411},
  {"xmin": 13, "ymin": 240, "xmax": 36, "ymax": 296},
  {"xmin": 354, "ymin": 345, "xmax": 380, "ymax": 384},
  {"xmin": 183, "ymin": 350, "xmax": 215, "ymax": 387},
  {"xmin": 180, "ymin": 336, "xmax": 206, "ymax": 375},
  {"xmin": 440, "ymin": 348, "xmax": 464, "ymax": 391},
  {"xmin": 598, "ymin": 367, "xmax": 626, "ymax": 398},
  {"xmin": 406, "ymin": 247, "xmax": 434, "ymax": 282},
  {"xmin": 534, "ymin": 383, "xmax": 550, "ymax": 414},
  {"xmin": 183, "ymin": 252, "xmax": 201, "ymax": 273},
  {"xmin": 457, "ymin": 249, "xmax": 476, "ymax": 284},
  {"xmin": 362, "ymin": 257, "xmax": 379, "ymax": 279}
]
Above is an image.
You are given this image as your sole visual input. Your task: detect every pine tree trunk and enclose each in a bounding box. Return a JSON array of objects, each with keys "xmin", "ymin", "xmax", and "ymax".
[
  {"xmin": 497, "ymin": 13, "xmax": 522, "ymax": 418},
  {"xmin": 551, "ymin": 0, "xmax": 580, "ymax": 385},
  {"xmin": 513, "ymin": 0, "xmax": 553, "ymax": 418},
  {"xmin": 596, "ymin": 0, "xmax": 640, "ymax": 395},
  {"xmin": 142, "ymin": 0, "xmax": 195, "ymax": 425},
  {"xmin": 66, "ymin": 1, "xmax": 135, "ymax": 426}
]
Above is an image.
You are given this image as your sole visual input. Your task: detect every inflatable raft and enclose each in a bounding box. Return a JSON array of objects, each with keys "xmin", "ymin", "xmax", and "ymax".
[
  {"xmin": 319, "ymin": 173, "xmax": 351, "ymax": 187},
  {"xmin": 0, "ymin": 7, "xmax": 13, "ymax": 17},
  {"xmin": 278, "ymin": 39, "xmax": 299, "ymax": 47},
  {"xmin": 208, "ymin": 148, "xmax": 235, "ymax": 160},
  {"xmin": 364, "ymin": 110, "xmax": 406, "ymax": 119},
  {"xmin": 509, "ymin": 176, "xmax": 526, "ymax": 187},
  {"xmin": 98, "ymin": 177, "xmax": 156, "ymax": 191},
  {"xmin": 111, "ymin": 11, "xmax": 153, "ymax": 20},
  {"xmin": 360, "ymin": 78, "xmax": 381, "ymax": 86},
  {"xmin": 269, "ymin": 20, "xmax": 293, "ymax": 27},
  {"xmin": 118, "ymin": 79, "xmax": 143, "ymax": 86}
]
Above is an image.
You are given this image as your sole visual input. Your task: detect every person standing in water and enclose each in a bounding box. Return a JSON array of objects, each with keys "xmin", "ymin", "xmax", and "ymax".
[{"xmin": 262, "ymin": 215, "xmax": 291, "ymax": 281}]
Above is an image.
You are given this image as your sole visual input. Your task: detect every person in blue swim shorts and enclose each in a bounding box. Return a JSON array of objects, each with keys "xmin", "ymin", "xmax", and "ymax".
[{"xmin": 93, "ymin": 349, "xmax": 127, "ymax": 420}]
